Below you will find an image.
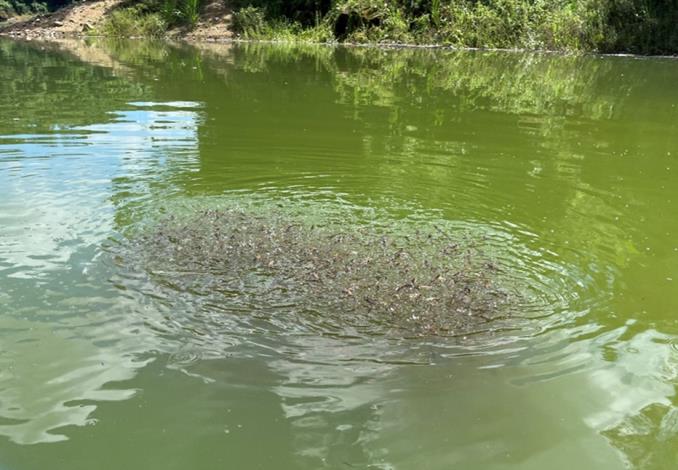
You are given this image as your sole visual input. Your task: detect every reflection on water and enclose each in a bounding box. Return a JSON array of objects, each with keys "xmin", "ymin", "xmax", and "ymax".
[
  {"xmin": 0, "ymin": 107, "xmax": 199, "ymax": 278},
  {"xmin": 0, "ymin": 38, "xmax": 677, "ymax": 468},
  {"xmin": 0, "ymin": 91, "xmax": 200, "ymax": 443}
]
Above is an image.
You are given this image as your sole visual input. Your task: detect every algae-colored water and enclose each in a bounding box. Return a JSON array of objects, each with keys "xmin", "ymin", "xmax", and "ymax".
[{"xmin": 1, "ymin": 38, "xmax": 677, "ymax": 469}]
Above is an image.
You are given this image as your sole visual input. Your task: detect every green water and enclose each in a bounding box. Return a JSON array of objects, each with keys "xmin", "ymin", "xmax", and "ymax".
[{"xmin": 1, "ymin": 38, "xmax": 678, "ymax": 469}]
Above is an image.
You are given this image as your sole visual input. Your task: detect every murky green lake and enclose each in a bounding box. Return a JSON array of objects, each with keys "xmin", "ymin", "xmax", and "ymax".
[{"xmin": 1, "ymin": 38, "xmax": 677, "ymax": 469}]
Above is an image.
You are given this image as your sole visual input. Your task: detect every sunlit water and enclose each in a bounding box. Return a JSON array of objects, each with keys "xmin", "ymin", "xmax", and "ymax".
[{"xmin": 1, "ymin": 38, "xmax": 677, "ymax": 469}]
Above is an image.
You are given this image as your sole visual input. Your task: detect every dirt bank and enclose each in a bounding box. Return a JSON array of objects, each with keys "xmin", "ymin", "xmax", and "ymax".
[
  {"xmin": 0, "ymin": 0, "xmax": 233, "ymax": 40},
  {"xmin": 0, "ymin": 0, "xmax": 123, "ymax": 38},
  {"xmin": 179, "ymin": 1, "xmax": 233, "ymax": 42}
]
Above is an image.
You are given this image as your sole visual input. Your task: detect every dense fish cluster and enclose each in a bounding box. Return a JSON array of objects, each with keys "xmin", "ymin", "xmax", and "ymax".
[{"xmin": 124, "ymin": 207, "xmax": 514, "ymax": 336}]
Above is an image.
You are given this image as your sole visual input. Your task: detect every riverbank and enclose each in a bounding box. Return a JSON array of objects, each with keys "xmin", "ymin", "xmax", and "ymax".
[
  {"xmin": 0, "ymin": 0, "xmax": 233, "ymax": 40},
  {"xmin": 1, "ymin": 0, "xmax": 678, "ymax": 55},
  {"xmin": 0, "ymin": 0, "xmax": 122, "ymax": 39}
]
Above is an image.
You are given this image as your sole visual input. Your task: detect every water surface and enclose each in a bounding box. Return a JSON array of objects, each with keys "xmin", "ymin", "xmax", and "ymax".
[{"xmin": 1, "ymin": 39, "xmax": 677, "ymax": 469}]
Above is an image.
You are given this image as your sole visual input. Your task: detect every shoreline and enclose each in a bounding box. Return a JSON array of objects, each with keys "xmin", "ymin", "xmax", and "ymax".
[
  {"xmin": 3, "ymin": 29, "xmax": 678, "ymax": 61},
  {"xmin": 3, "ymin": 0, "xmax": 678, "ymax": 59}
]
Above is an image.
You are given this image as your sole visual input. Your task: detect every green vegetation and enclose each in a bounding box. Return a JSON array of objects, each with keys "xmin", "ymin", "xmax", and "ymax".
[
  {"xmin": 232, "ymin": 5, "xmax": 334, "ymax": 42},
  {"xmin": 158, "ymin": 0, "xmax": 201, "ymax": 28},
  {"xmin": 231, "ymin": 0, "xmax": 678, "ymax": 54},
  {"xmin": 100, "ymin": 6, "xmax": 167, "ymax": 38},
  {"xmin": 0, "ymin": 0, "xmax": 47, "ymax": 20},
  {"xmin": 2, "ymin": 0, "xmax": 678, "ymax": 54},
  {"xmin": 97, "ymin": 0, "xmax": 205, "ymax": 36}
]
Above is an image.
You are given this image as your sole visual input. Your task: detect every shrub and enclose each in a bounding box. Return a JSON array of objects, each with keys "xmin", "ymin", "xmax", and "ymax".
[
  {"xmin": 1, "ymin": 0, "xmax": 49, "ymax": 16},
  {"xmin": 157, "ymin": 0, "xmax": 203, "ymax": 29},
  {"xmin": 31, "ymin": 1, "xmax": 46, "ymax": 13},
  {"xmin": 596, "ymin": 0, "xmax": 678, "ymax": 54},
  {"xmin": 100, "ymin": 8, "xmax": 167, "ymax": 38},
  {"xmin": 159, "ymin": 0, "xmax": 183, "ymax": 27},
  {"xmin": 0, "ymin": 0, "xmax": 15, "ymax": 20},
  {"xmin": 180, "ymin": 0, "xmax": 200, "ymax": 28},
  {"xmin": 233, "ymin": 5, "xmax": 267, "ymax": 38},
  {"xmin": 231, "ymin": 0, "xmax": 333, "ymax": 26}
]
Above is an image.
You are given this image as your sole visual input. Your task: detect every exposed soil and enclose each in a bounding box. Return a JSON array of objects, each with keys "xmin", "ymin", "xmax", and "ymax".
[
  {"xmin": 0, "ymin": 0, "xmax": 233, "ymax": 40},
  {"xmin": 176, "ymin": 1, "xmax": 233, "ymax": 42},
  {"xmin": 0, "ymin": 0, "xmax": 123, "ymax": 38}
]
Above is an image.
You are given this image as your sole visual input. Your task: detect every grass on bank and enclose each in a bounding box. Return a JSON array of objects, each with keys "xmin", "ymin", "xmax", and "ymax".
[
  {"xmin": 98, "ymin": 0, "xmax": 203, "ymax": 38},
  {"xmin": 233, "ymin": 1, "xmax": 598, "ymax": 51},
  {"xmin": 100, "ymin": 7, "xmax": 166, "ymax": 38},
  {"xmin": 231, "ymin": 0, "xmax": 678, "ymax": 54},
  {"xmin": 232, "ymin": 5, "xmax": 334, "ymax": 43}
]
